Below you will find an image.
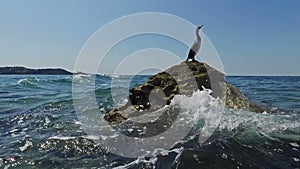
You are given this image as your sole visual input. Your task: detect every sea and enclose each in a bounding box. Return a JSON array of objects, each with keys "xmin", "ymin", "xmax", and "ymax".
[{"xmin": 0, "ymin": 75, "xmax": 299, "ymax": 169}]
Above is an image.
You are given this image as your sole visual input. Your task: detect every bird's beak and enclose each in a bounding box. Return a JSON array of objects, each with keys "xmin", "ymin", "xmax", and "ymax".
[{"xmin": 199, "ymin": 25, "xmax": 204, "ymax": 29}]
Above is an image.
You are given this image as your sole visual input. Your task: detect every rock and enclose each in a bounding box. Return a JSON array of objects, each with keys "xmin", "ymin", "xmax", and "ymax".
[
  {"xmin": 225, "ymin": 83, "xmax": 269, "ymax": 113},
  {"xmin": 104, "ymin": 109, "xmax": 127, "ymax": 123},
  {"xmin": 104, "ymin": 61, "xmax": 269, "ymax": 123}
]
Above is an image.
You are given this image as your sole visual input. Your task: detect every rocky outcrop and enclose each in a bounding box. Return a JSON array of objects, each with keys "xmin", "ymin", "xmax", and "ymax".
[
  {"xmin": 104, "ymin": 61, "xmax": 268, "ymax": 123},
  {"xmin": 224, "ymin": 84, "xmax": 269, "ymax": 113}
]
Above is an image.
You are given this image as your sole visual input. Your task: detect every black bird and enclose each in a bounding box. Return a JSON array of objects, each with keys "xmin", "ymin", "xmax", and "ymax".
[{"xmin": 186, "ymin": 25, "xmax": 203, "ymax": 62}]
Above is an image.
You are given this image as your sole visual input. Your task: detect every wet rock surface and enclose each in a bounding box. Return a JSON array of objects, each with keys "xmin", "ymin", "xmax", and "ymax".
[{"xmin": 104, "ymin": 61, "xmax": 269, "ymax": 123}]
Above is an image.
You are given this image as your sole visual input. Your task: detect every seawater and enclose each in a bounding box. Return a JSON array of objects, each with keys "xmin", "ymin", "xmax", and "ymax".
[{"xmin": 0, "ymin": 75, "xmax": 299, "ymax": 168}]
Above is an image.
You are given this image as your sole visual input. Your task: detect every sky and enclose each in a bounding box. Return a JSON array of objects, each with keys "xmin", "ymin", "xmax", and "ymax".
[{"xmin": 0, "ymin": 0, "xmax": 299, "ymax": 75}]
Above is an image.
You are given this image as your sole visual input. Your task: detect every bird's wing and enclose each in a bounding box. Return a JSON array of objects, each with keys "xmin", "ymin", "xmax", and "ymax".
[{"xmin": 191, "ymin": 39, "xmax": 200, "ymax": 53}]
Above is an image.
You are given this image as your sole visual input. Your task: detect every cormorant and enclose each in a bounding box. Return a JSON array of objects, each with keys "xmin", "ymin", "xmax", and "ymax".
[{"xmin": 186, "ymin": 25, "xmax": 203, "ymax": 62}]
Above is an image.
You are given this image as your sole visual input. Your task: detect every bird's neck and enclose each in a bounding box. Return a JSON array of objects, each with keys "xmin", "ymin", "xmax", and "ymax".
[{"xmin": 196, "ymin": 30, "xmax": 201, "ymax": 40}]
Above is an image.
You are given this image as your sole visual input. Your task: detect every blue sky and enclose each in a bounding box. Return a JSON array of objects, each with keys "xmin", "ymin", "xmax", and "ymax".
[{"xmin": 0, "ymin": 0, "xmax": 299, "ymax": 75}]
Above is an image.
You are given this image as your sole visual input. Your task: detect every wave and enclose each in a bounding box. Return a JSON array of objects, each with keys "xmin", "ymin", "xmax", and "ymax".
[
  {"xmin": 73, "ymin": 73, "xmax": 92, "ymax": 79},
  {"xmin": 17, "ymin": 78, "xmax": 38, "ymax": 85},
  {"xmin": 48, "ymin": 136, "xmax": 76, "ymax": 140},
  {"xmin": 16, "ymin": 78, "xmax": 44, "ymax": 90},
  {"xmin": 219, "ymin": 109, "xmax": 300, "ymax": 133},
  {"xmin": 17, "ymin": 77, "xmax": 73, "ymax": 87},
  {"xmin": 2, "ymin": 76, "xmax": 300, "ymax": 168}
]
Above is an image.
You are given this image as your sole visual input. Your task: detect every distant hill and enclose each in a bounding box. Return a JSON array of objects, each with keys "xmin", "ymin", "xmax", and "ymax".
[{"xmin": 0, "ymin": 66, "xmax": 73, "ymax": 75}]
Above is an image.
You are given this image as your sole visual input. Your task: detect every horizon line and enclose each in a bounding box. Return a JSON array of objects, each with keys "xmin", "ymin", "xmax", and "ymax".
[{"xmin": 0, "ymin": 65, "xmax": 299, "ymax": 77}]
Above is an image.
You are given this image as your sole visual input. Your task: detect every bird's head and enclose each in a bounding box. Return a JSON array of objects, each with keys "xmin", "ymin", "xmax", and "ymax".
[{"xmin": 197, "ymin": 25, "xmax": 203, "ymax": 30}]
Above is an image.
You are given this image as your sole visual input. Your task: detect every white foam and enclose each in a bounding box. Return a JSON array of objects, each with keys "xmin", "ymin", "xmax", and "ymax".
[
  {"xmin": 74, "ymin": 73, "xmax": 92, "ymax": 78},
  {"xmin": 48, "ymin": 136, "xmax": 76, "ymax": 140},
  {"xmin": 292, "ymin": 157, "xmax": 299, "ymax": 162},
  {"xmin": 81, "ymin": 135, "xmax": 100, "ymax": 140},
  {"xmin": 19, "ymin": 140, "xmax": 33, "ymax": 152},
  {"xmin": 219, "ymin": 108, "xmax": 300, "ymax": 133},
  {"xmin": 112, "ymin": 156, "xmax": 158, "ymax": 169},
  {"xmin": 72, "ymin": 74, "xmax": 93, "ymax": 83},
  {"xmin": 9, "ymin": 129, "xmax": 18, "ymax": 133},
  {"xmin": 290, "ymin": 142, "xmax": 299, "ymax": 147},
  {"xmin": 44, "ymin": 116, "xmax": 50, "ymax": 126},
  {"xmin": 110, "ymin": 74, "xmax": 120, "ymax": 78},
  {"xmin": 17, "ymin": 78, "xmax": 40, "ymax": 85},
  {"xmin": 130, "ymin": 89, "xmax": 222, "ymax": 128},
  {"xmin": 17, "ymin": 79, "xmax": 29, "ymax": 85},
  {"xmin": 169, "ymin": 89, "xmax": 223, "ymax": 145},
  {"xmin": 170, "ymin": 88, "xmax": 222, "ymax": 124},
  {"xmin": 74, "ymin": 121, "xmax": 82, "ymax": 125}
]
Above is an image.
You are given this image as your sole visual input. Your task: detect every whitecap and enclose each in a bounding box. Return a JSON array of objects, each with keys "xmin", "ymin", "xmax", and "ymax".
[
  {"xmin": 17, "ymin": 78, "xmax": 29, "ymax": 85},
  {"xmin": 19, "ymin": 140, "xmax": 33, "ymax": 152},
  {"xmin": 48, "ymin": 136, "xmax": 76, "ymax": 140},
  {"xmin": 44, "ymin": 116, "xmax": 50, "ymax": 126},
  {"xmin": 72, "ymin": 74, "xmax": 93, "ymax": 83},
  {"xmin": 9, "ymin": 129, "xmax": 18, "ymax": 133},
  {"xmin": 81, "ymin": 135, "xmax": 100, "ymax": 140},
  {"xmin": 290, "ymin": 142, "xmax": 299, "ymax": 147},
  {"xmin": 292, "ymin": 157, "xmax": 299, "ymax": 162},
  {"xmin": 110, "ymin": 74, "xmax": 120, "ymax": 78},
  {"xmin": 219, "ymin": 108, "xmax": 300, "ymax": 133},
  {"xmin": 74, "ymin": 121, "xmax": 82, "ymax": 125}
]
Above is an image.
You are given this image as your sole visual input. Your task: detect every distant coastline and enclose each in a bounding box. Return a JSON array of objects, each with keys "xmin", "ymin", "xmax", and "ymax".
[
  {"xmin": 0, "ymin": 66, "xmax": 298, "ymax": 76},
  {"xmin": 0, "ymin": 66, "xmax": 72, "ymax": 75}
]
